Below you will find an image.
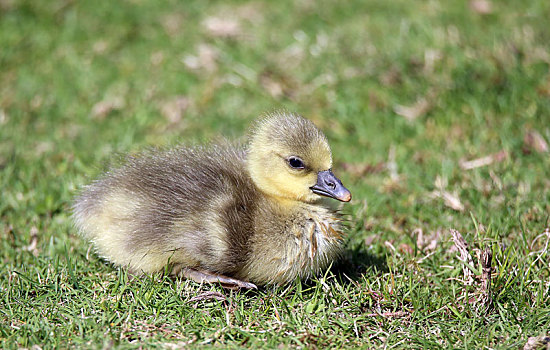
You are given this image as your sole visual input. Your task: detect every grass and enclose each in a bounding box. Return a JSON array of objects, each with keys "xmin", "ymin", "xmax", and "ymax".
[{"xmin": 1, "ymin": 0, "xmax": 549, "ymax": 348}]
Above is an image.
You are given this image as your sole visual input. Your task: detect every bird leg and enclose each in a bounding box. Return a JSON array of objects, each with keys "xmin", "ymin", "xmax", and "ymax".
[{"xmin": 179, "ymin": 267, "xmax": 257, "ymax": 290}]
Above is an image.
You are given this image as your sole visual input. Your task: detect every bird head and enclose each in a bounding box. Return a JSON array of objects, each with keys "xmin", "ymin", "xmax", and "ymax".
[{"xmin": 247, "ymin": 111, "xmax": 351, "ymax": 204}]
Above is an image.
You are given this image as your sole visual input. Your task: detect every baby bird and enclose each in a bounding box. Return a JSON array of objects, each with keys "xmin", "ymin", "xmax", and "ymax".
[{"xmin": 73, "ymin": 111, "xmax": 351, "ymax": 289}]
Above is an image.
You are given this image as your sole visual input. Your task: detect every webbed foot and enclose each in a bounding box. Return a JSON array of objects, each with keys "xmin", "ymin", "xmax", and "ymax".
[{"xmin": 180, "ymin": 267, "xmax": 257, "ymax": 290}]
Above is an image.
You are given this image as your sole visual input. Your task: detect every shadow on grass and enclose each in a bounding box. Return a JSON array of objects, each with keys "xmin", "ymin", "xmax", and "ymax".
[
  {"xmin": 330, "ymin": 247, "xmax": 388, "ymax": 284},
  {"xmin": 295, "ymin": 247, "xmax": 388, "ymax": 291}
]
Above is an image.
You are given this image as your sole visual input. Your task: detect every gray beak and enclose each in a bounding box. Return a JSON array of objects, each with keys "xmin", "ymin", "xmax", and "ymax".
[{"xmin": 310, "ymin": 170, "xmax": 352, "ymax": 202}]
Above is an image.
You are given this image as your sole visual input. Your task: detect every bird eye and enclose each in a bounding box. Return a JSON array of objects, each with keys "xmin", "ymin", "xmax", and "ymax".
[{"xmin": 288, "ymin": 156, "xmax": 305, "ymax": 169}]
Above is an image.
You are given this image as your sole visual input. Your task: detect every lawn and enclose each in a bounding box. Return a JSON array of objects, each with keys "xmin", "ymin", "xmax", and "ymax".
[{"xmin": 1, "ymin": 0, "xmax": 549, "ymax": 348}]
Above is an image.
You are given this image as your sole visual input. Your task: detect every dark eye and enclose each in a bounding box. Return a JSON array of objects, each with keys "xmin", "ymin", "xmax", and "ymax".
[{"xmin": 288, "ymin": 156, "xmax": 305, "ymax": 169}]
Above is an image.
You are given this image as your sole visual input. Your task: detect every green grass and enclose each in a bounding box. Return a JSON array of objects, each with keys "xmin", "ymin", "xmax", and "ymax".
[{"xmin": 2, "ymin": 0, "xmax": 550, "ymax": 348}]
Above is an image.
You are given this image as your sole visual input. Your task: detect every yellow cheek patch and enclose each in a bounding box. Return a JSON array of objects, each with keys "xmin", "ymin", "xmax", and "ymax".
[
  {"xmin": 246, "ymin": 112, "xmax": 334, "ymax": 203},
  {"xmin": 249, "ymin": 157, "xmax": 318, "ymax": 202}
]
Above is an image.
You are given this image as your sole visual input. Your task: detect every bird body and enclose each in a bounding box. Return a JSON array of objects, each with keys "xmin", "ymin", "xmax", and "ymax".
[{"xmin": 73, "ymin": 112, "xmax": 351, "ymax": 288}]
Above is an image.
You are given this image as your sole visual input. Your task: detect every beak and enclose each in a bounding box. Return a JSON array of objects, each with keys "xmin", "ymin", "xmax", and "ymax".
[{"xmin": 310, "ymin": 170, "xmax": 352, "ymax": 202}]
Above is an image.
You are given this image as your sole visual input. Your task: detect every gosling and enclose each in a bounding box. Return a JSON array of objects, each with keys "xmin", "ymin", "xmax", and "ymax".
[{"xmin": 73, "ymin": 111, "xmax": 351, "ymax": 289}]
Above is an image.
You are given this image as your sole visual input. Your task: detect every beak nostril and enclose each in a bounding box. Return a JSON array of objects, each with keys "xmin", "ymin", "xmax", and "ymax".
[{"xmin": 312, "ymin": 170, "xmax": 351, "ymax": 202}]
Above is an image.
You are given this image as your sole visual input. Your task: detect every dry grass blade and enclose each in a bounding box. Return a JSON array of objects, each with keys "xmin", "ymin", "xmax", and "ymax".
[
  {"xmin": 478, "ymin": 247, "xmax": 493, "ymax": 309},
  {"xmin": 450, "ymin": 229, "xmax": 475, "ymax": 285},
  {"xmin": 0, "ymin": 109, "xmax": 7, "ymax": 125},
  {"xmin": 430, "ymin": 176, "xmax": 465, "ymax": 211},
  {"xmin": 182, "ymin": 44, "xmax": 219, "ymax": 72},
  {"xmin": 159, "ymin": 96, "xmax": 189, "ymax": 124},
  {"xmin": 529, "ymin": 227, "xmax": 549, "ymax": 266},
  {"xmin": 364, "ymin": 311, "xmax": 410, "ymax": 318},
  {"xmin": 189, "ymin": 291, "xmax": 226, "ymax": 303},
  {"xmin": 203, "ymin": 16, "xmax": 242, "ymax": 38},
  {"xmin": 441, "ymin": 191, "xmax": 464, "ymax": 212},
  {"xmin": 387, "ymin": 145, "xmax": 399, "ymax": 182},
  {"xmin": 132, "ymin": 320, "xmax": 184, "ymax": 339},
  {"xmin": 524, "ymin": 130, "xmax": 549, "ymax": 153},
  {"xmin": 459, "ymin": 150, "xmax": 509, "ymax": 170},
  {"xmin": 414, "ymin": 228, "xmax": 441, "ymax": 252},
  {"xmin": 394, "ymin": 98, "xmax": 432, "ymax": 122},
  {"xmin": 24, "ymin": 226, "xmax": 39, "ymax": 256},
  {"xmin": 469, "ymin": 0, "xmax": 493, "ymax": 15},
  {"xmin": 161, "ymin": 336, "xmax": 199, "ymax": 349},
  {"xmin": 259, "ymin": 70, "xmax": 296, "ymax": 99},
  {"xmin": 90, "ymin": 97, "xmax": 125, "ymax": 120}
]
